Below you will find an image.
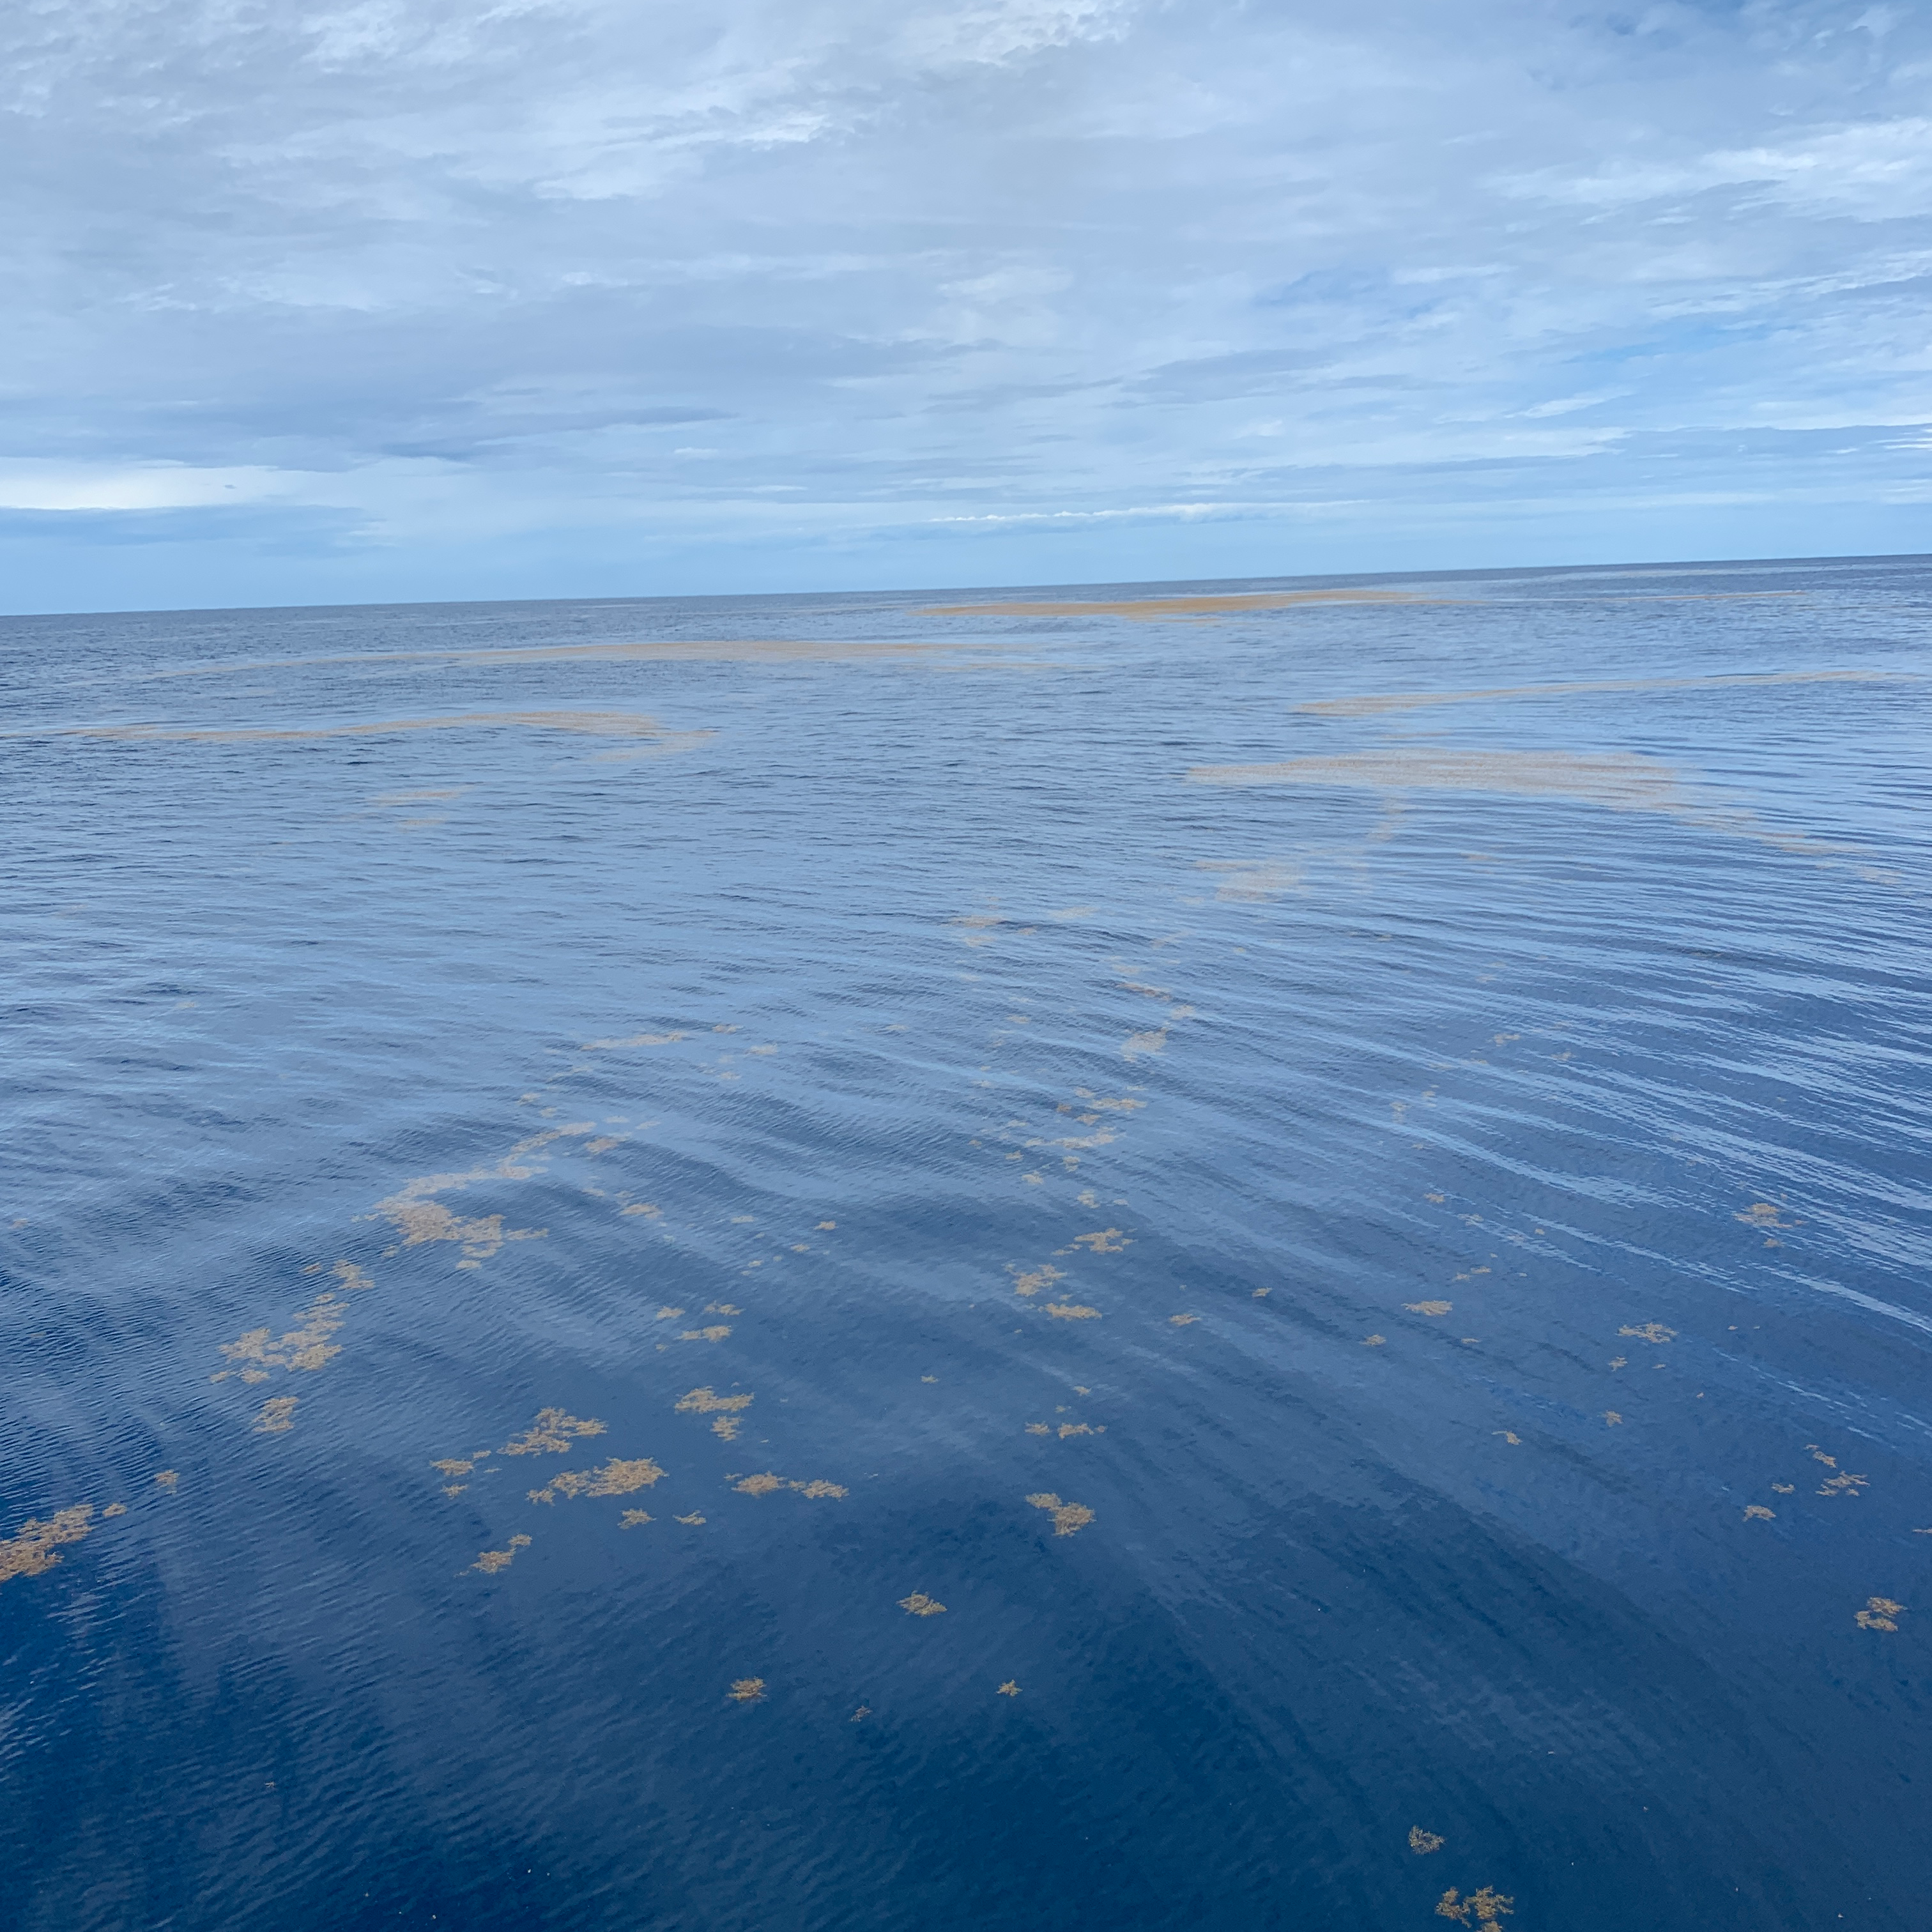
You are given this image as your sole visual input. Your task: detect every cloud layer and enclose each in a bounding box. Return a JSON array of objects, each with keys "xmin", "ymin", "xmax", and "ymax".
[{"xmin": 4, "ymin": 0, "xmax": 1929, "ymax": 609}]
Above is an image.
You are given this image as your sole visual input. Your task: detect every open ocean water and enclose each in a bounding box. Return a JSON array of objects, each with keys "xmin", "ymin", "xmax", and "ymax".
[{"xmin": 3, "ymin": 556, "xmax": 1930, "ymax": 1932}]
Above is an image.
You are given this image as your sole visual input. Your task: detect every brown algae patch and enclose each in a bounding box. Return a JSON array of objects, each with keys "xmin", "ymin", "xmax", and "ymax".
[
  {"xmin": 1436, "ymin": 1886, "xmax": 1514, "ymax": 1925},
  {"xmin": 1295, "ymin": 668, "xmax": 1897, "ymax": 718},
  {"xmin": 1027, "ymin": 1492, "xmax": 1095, "ymax": 1537},
  {"xmin": 1071, "ymin": 1229, "xmax": 1130, "ymax": 1254},
  {"xmin": 471, "ymin": 1534, "xmax": 532, "ymax": 1575},
  {"xmin": 919, "ymin": 590, "xmax": 1434, "ymax": 620},
  {"xmin": 1189, "ymin": 749, "xmax": 1692, "ymax": 811},
  {"xmin": 53, "ymin": 710, "xmax": 710, "ymax": 750},
  {"xmin": 1186, "ymin": 747, "xmax": 1864, "ymax": 862},
  {"xmin": 731, "ymin": 1473, "xmax": 848, "ymax": 1499},
  {"xmin": 528, "ymin": 1457, "xmax": 666, "ymax": 1505},
  {"xmin": 0, "ymin": 1506, "xmax": 93, "ymax": 1586},
  {"xmin": 214, "ymin": 1293, "xmax": 347, "ymax": 1382},
  {"xmin": 900, "ymin": 1593, "xmax": 947, "ymax": 1616},
  {"xmin": 620, "ymin": 1510, "xmax": 652, "ymax": 1528},
  {"xmin": 148, "ymin": 638, "xmax": 969, "ymax": 681},
  {"xmin": 728, "ymin": 1676, "xmax": 768, "ymax": 1701},
  {"xmin": 253, "ymin": 1397, "xmax": 299, "ymax": 1433},
  {"xmin": 1410, "ymin": 1828, "xmax": 1445, "ymax": 1855},
  {"xmin": 367, "ymin": 1126, "xmax": 613, "ymax": 1261},
  {"xmin": 500, "ymin": 1408, "xmax": 607, "ymax": 1456},
  {"xmin": 1620, "ymin": 1323, "xmax": 1676, "ymax": 1344},
  {"xmin": 1406, "ymin": 1301, "xmax": 1453, "ymax": 1317},
  {"xmin": 1857, "ymin": 1597, "xmax": 1905, "ymax": 1632},
  {"xmin": 1045, "ymin": 1303, "xmax": 1101, "ymax": 1321},
  {"xmin": 1011, "ymin": 1264, "xmax": 1066, "ymax": 1299},
  {"xmin": 677, "ymin": 1387, "xmax": 753, "ymax": 1414}
]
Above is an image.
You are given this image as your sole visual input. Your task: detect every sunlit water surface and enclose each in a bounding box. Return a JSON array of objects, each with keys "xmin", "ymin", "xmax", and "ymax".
[{"xmin": 4, "ymin": 558, "xmax": 1930, "ymax": 1931}]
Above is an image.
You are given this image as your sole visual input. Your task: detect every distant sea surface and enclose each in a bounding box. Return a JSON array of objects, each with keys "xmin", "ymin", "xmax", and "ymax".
[{"xmin": 5, "ymin": 557, "xmax": 1930, "ymax": 1932}]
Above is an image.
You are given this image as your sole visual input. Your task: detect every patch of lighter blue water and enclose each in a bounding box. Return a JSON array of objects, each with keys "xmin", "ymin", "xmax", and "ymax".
[{"xmin": 3, "ymin": 556, "xmax": 1931, "ymax": 1932}]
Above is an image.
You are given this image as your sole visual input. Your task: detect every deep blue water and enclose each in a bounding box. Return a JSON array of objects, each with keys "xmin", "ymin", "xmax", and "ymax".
[{"xmin": 3, "ymin": 556, "xmax": 1930, "ymax": 1932}]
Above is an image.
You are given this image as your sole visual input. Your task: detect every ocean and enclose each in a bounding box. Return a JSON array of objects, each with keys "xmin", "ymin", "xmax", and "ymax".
[{"xmin": 4, "ymin": 556, "xmax": 1929, "ymax": 1931}]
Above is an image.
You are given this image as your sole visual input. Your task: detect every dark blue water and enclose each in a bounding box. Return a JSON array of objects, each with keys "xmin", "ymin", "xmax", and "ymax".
[{"xmin": 4, "ymin": 557, "xmax": 1930, "ymax": 1932}]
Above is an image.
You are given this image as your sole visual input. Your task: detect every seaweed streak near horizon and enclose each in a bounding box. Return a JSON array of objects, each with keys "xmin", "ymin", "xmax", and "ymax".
[{"xmin": 3, "ymin": 558, "xmax": 1929, "ymax": 1932}]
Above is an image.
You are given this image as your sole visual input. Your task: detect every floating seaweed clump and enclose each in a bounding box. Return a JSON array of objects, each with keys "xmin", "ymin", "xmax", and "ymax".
[
  {"xmin": 728, "ymin": 1678, "xmax": 766, "ymax": 1703},
  {"xmin": 677, "ymin": 1386, "xmax": 753, "ymax": 1414},
  {"xmin": 471, "ymin": 1535, "xmax": 531, "ymax": 1575},
  {"xmin": 732, "ymin": 1472, "xmax": 848, "ymax": 1499},
  {"xmin": 1856, "ymin": 1597, "xmax": 1905, "ymax": 1632},
  {"xmin": 215, "ymin": 1294, "xmax": 346, "ymax": 1382},
  {"xmin": 1011, "ymin": 1264, "xmax": 1064, "ymax": 1298},
  {"xmin": 1436, "ymin": 1885, "xmax": 1514, "ymax": 1924},
  {"xmin": 0, "ymin": 1506, "xmax": 93, "ymax": 1587},
  {"xmin": 1026, "ymin": 1492, "xmax": 1094, "ymax": 1537},
  {"xmin": 900, "ymin": 1593, "xmax": 946, "ymax": 1616},
  {"xmin": 500, "ymin": 1409, "xmax": 606, "ymax": 1456},
  {"xmin": 1619, "ymin": 1323, "xmax": 1676, "ymax": 1344},
  {"xmin": 528, "ymin": 1457, "xmax": 666, "ymax": 1505},
  {"xmin": 1409, "ymin": 1827, "xmax": 1445, "ymax": 1855}
]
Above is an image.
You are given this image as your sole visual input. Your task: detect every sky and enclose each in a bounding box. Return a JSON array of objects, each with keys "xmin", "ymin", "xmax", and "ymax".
[{"xmin": 4, "ymin": 0, "xmax": 1931, "ymax": 612}]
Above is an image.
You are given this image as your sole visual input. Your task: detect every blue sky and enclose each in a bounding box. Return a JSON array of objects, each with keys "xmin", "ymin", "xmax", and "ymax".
[{"xmin": 4, "ymin": 0, "xmax": 1929, "ymax": 611}]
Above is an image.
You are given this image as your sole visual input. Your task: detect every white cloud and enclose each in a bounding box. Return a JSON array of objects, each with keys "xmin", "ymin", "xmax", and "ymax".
[{"xmin": 3, "ymin": 0, "xmax": 1931, "ymax": 606}]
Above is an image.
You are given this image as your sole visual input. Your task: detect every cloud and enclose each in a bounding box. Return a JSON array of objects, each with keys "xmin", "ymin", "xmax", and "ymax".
[{"xmin": 3, "ymin": 0, "xmax": 1931, "ymax": 608}]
